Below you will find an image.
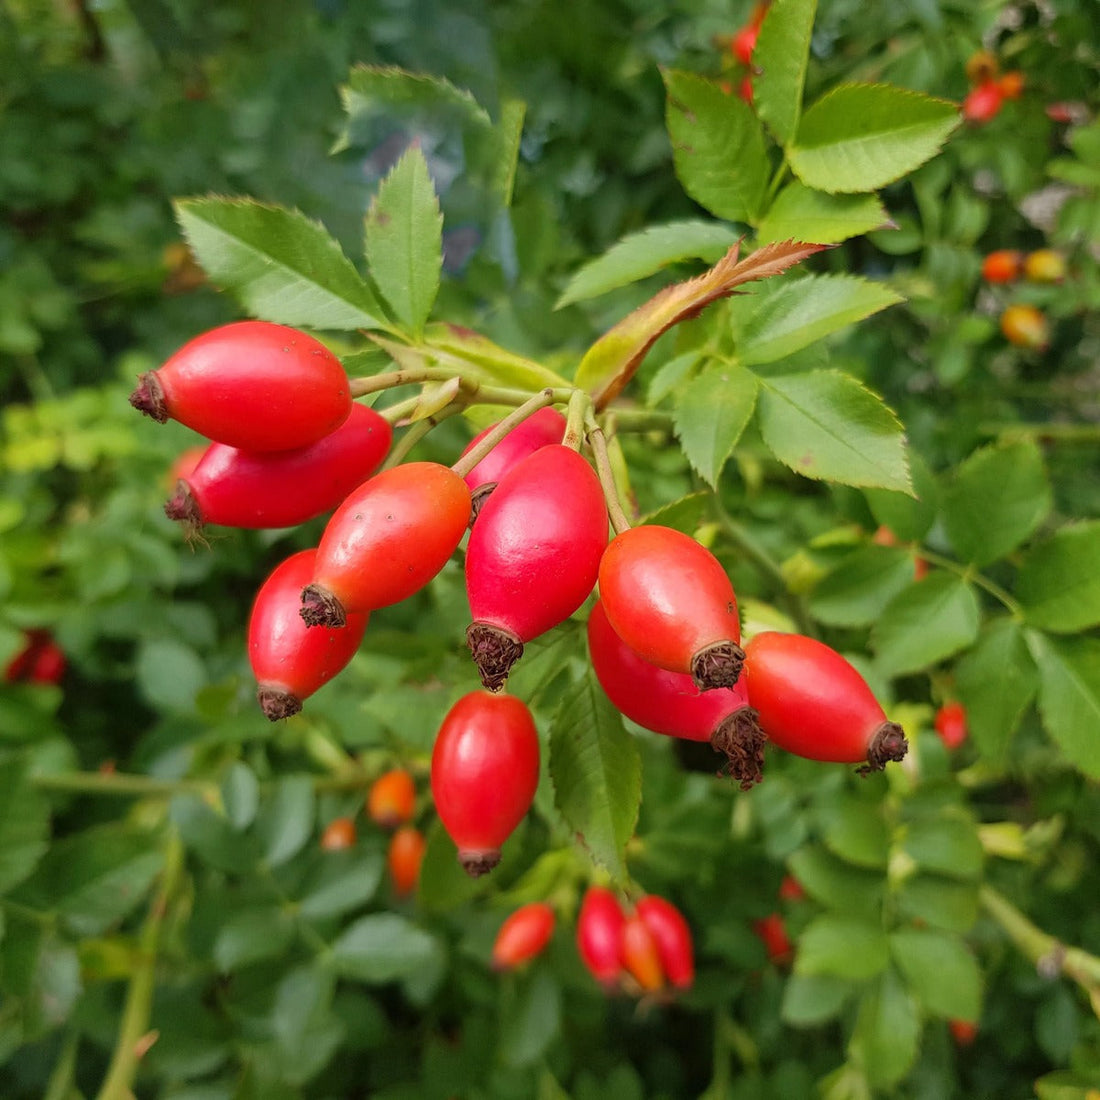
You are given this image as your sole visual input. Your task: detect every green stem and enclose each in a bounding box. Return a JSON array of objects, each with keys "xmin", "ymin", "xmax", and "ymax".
[
  {"xmin": 349, "ymin": 366, "xmax": 466, "ymax": 398},
  {"xmin": 561, "ymin": 388, "xmax": 590, "ymax": 451},
  {"xmin": 981, "ymin": 884, "xmax": 1100, "ymax": 1014},
  {"xmin": 916, "ymin": 549, "xmax": 1024, "ymax": 618},
  {"xmin": 586, "ymin": 416, "xmax": 632, "ymax": 535},
  {"xmin": 381, "ymin": 402, "xmax": 464, "ymax": 470},
  {"xmin": 377, "ymin": 394, "xmax": 424, "ymax": 425},
  {"xmin": 43, "ymin": 1029, "xmax": 80, "ymax": 1100},
  {"xmin": 95, "ymin": 833, "xmax": 185, "ymax": 1100},
  {"xmin": 979, "ymin": 422, "xmax": 1100, "ymax": 444},
  {"xmin": 32, "ymin": 772, "xmax": 218, "ymax": 800},
  {"xmin": 450, "ymin": 389, "xmax": 557, "ymax": 478}
]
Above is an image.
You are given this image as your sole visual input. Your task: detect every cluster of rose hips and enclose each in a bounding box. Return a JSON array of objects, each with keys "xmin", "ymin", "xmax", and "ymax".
[
  {"xmin": 962, "ymin": 50, "xmax": 1025, "ymax": 125},
  {"xmin": 320, "ymin": 767, "xmax": 426, "ymax": 898},
  {"xmin": 135, "ymin": 319, "xmax": 909, "ymax": 880},
  {"xmin": 3, "ymin": 629, "xmax": 67, "ymax": 686},
  {"xmin": 981, "ymin": 247, "xmax": 1066, "ymax": 352}
]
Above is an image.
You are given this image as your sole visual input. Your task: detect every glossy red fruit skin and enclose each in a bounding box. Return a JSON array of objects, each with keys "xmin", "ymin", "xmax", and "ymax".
[
  {"xmin": 491, "ymin": 902, "xmax": 556, "ymax": 971},
  {"xmin": 460, "ymin": 407, "xmax": 567, "ymax": 499},
  {"xmin": 620, "ymin": 914, "xmax": 664, "ymax": 992},
  {"xmin": 598, "ymin": 525, "xmax": 743, "ymax": 690},
  {"xmin": 636, "ymin": 896, "xmax": 694, "ymax": 990},
  {"xmin": 248, "ymin": 549, "xmax": 368, "ymax": 720},
  {"xmin": 743, "ymin": 632, "xmax": 907, "ymax": 771},
  {"xmin": 4, "ymin": 630, "xmax": 66, "ymax": 685},
  {"xmin": 466, "ymin": 445, "xmax": 608, "ymax": 690},
  {"xmin": 934, "ymin": 701, "xmax": 969, "ymax": 751},
  {"xmin": 387, "ymin": 825, "xmax": 425, "ymax": 897},
  {"xmin": 430, "ymin": 692, "xmax": 540, "ymax": 877},
  {"xmin": 980, "ymin": 249, "xmax": 1023, "ymax": 284},
  {"xmin": 963, "ymin": 81, "xmax": 1004, "ymax": 124},
  {"xmin": 301, "ymin": 461, "xmax": 472, "ymax": 625},
  {"xmin": 130, "ymin": 321, "xmax": 352, "ymax": 451},
  {"xmin": 165, "ymin": 403, "xmax": 392, "ymax": 532},
  {"xmin": 732, "ymin": 23, "xmax": 759, "ymax": 65},
  {"xmin": 577, "ymin": 886, "xmax": 626, "ymax": 988},
  {"xmin": 587, "ymin": 599, "xmax": 764, "ymax": 787},
  {"xmin": 367, "ymin": 768, "xmax": 417, "ymax": 828}
]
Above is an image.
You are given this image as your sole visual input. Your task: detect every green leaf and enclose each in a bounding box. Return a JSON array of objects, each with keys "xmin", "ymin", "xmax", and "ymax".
[
  {"xmin": 365, "ymin": 145, "xmax": 443, "ymax": 336},
  {"xmin": 848, "ymin": 969, "xmax": 921, "ymax": 1088},
  {"xmin": 941, "ymin": 441, "xmax": 1051, "ymax": 567},
  {"xmin": 895, "ymin": 875, "xmax": 980, "ymax": 934},
  {"xmin": 903, "ymin": 814, "xmax": 983, "ymax": 879},
  {"xmin": 863, "ymin": 450, "xmax": 938, "ymax": 541},
  {"xmin": 795, "ymin": 914, "xmax": 890, "ymax": 981},
  {"xmin": 890, "ymin": 928, "xmax": 982, "ymax": 1021},
  {"xmin": 171, "ymin": 794, "xmax": 258, "ymax": 875},
  {"xmin": 499, "ymin": 969, "xmax": 562, "ymax": 1068},
  {"xmin": 781, "ymin": 973, "xmax": 856, "ymax": 1027},
  {"xmin": 175, "ymin": 198, "xmax": 385, "ymax": 330},
  {"xmin": 213, "ymin": 906, "xmax": 296, "ymax": 971},
  {"xmin": 789, "ymin": 84, "xmax": 960, "ymax": 194},
  {"xmin": 809, "ymin": 545, "xmax": 917, "ymax": 627},
  {"xmin": 738, "ymin": 274, "xmax": 903, "ymax": 366},
  {"xmin": 16, "ymin": 824, "xmax": 164, "ymax": 937},
  {"xmin": 556, "ymin": 221, "xmax": 742, "ymax": 309},
  {"xmin": 756, "ymin": 182, "xmax": 889, "ymax": 245},
  {"xmin": 1017, "ymin": 521, "xmax": 1100, "ymax": 633},
  {"xmin": 1027, "ymin": 633, "xmax": 1100, "ymax": 779},
  {"xmin": 221, "ymin": 762, "xmax": 260, "ymax": 831},
  {"xmin": 423, "ymin": 323, "xmax": 571, "ymax": 390},
  {"xmin": 332, "ymin": 913, "xmax": 441, "ymax": 983},
  {"xmin": 787, "ymin": 845, "xmax": 884, "ymax": 915},
  {"xmin": 663, "ymin": 69, "xmax": 769, "ymax": 224},
  {"xmin": 753, "ymin": 0, "xmax": 816, "ymax": 147},
  {"xmin": 135, "ymin": 637, "xmax": 207, "ymax": 714},
  {"xmin": 674, "ymin": 361, "xmax": 758, "ymax": 486},
  {"xmin": 755, "ymin": 370, "xmax": 911, "ymax": 492},
  {"xmin": 296, "ymin": 848, "xmax": 385, "ymax": 921},
  {"xmin": 0, "ymin": 756, "xmax": 49, "ymax": 894},
  {"xmin": 549, "ymin": 671, "xmax": 642, "ymax": 880},
  {"xmin": 253, "ymin": 776, "xmax": 315, "ymax": 868},
  {"xmin": 872, "ymin": 572, "xmax": 981, "ymax": 676},
  {"xmin": 820, "ymin": 798, "xmax": 891, "ymax": 868},
  {"xmin": 955, "ymin": 618, "xmax": 1039, "ymax": 764}
]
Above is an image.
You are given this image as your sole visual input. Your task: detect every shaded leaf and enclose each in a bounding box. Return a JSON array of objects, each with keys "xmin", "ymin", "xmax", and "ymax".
[
  {"xmin": 674, "ymin": 361, "xmax": 758, "ymax": 486},
  {"xmin": 332, "ymin": 913, "xmax": 441, "ymax": 983},
  {"xmin": 753, "ymin": 0, "xmax": 817, "ymax": 147},
  {"xmin": 809, "ymin": 545, "xmax": 916, "ymax": 627},
  {"xmin": 848, "ymin": 968, "xmax": 921, "ymax": 1088},
  {"xmin": 782, "ymin": 973, "xmax": 856, "ymax": 1027},
  {"xmin": 890, "ymin": 928, "xmax": 982, "ymax": 1021},
  {"xmin": 0, "ymin": 756, "xmax": 49, "ymax": 895},
  {"xmin": 903, "ymin": 814, "xmax": 983, "ymax": 879},
  {"xmin": 756, "ymin": 182, "xmax": 890, "ymax": 245},
  {"xmin": 1017, "ymin": 521, "xmax": 1100, "ymax": 633},
  {"xmin": 1027, "ymin": 632, "xmax": 1100, "ymax": 779},
  {"xmin": 795, "ymin": 914, "xmax": 890, "ymax": 981}
]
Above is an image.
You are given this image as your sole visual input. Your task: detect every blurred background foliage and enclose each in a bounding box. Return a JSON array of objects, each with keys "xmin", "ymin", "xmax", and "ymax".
[{"xmin": 1, "ymin": 0, "xmax": 1099, "ymax": 1097}]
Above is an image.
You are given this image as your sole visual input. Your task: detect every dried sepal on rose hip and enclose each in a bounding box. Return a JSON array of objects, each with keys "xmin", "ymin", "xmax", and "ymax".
[
  {"xmin": 165, "ymin": 403, "xmax": 392, "ymax": 535},
  {"xmin": 598, "ymin": 525, "xmax": 744, "ymax": 691},
  {"xmin": 491, "ymin": 902, "xmax": 556, "ymax": 971},
  {"xmin": 247, "ymin": 549, "xmax": 368, "ymax": 721},
  {"xmin": 466, "ymin": 445, "xmax": 608, "ymax": 691},
  {"xmin": 587, "ymin": 599, "xmax": 764, "ymax": 789},
  {"xmin": 742, "ymin": 631, "xmax": 908, "ymax": 773},
  {"xmin": 430, "ymin": 691, "xmax": 540, "ymax": 877},
  {"xmin": 131, "ymin": 321, "xmax": 352, "ymax": 451}
]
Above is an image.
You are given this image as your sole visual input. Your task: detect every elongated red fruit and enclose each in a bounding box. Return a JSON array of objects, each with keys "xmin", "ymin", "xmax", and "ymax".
[
  {"xmin": 742, "ymin": 632, "xmax": 907, "ymax": 772},
  {"xmin": 460, "ymin": 406, "xmax": 567, "ymax": 513},
  {"xmin": 430, "ymin": 691, "xmax": 540, "ymax": 877},
  {"xmin": 300, "ymin": 461, "xmax": 471, "ymax": 626},
  {"xmin": 576, "ymin": 886, "xmax": 626, "ymax": 989},
  {"xmin": 466, "ymin": 445, "xmax": 607, "ymax": 690},
  {"xmin": 587, "ymin": 600, "xmax": 764, "ymax": 788},
  {"xmin": 636, "ymin": 895, "xmax": 694, "ymax": 990},
  {"xmin": 620, "ymin": 914, "xmax": 664, "ymax": 992},
  {"xmin": 165, "ymin": 403, "xmax": 392, "ymax": 533},
  {"xmin": 131, "ymin": 321, "xmax": 352, "ymax": 451},
  {"xmin": 248, "ymin": 549, "xmax": 368, "ymax": 720},
  {"xmin": 492, "ymin": 902, "xmax": 556, "ymax": 971},
  {"xmin": 598, "ymin": 525, "xmax": 743, "ymax": 690}
]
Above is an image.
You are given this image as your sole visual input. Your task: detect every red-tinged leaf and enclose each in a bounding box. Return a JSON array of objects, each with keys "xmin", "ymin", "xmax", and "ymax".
[{"xmin": 575, "ymin": 239, "xmax": 828, "ymax": 411}]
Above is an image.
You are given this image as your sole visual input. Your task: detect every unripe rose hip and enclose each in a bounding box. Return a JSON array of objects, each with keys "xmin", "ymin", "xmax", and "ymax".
[
  {"xmin": 620, "ymin": 913, "xmax": 664, "ymax": 993},
  {"xmin": 466, "ymin": 445, "xmax": 608, "ymax": 691},
  {"xmin": 491, "ymin": 902, "xmax": 556, "ymax": 971},
  {"xmin": 598, "ymin": 525, "xmax": 744, "ymax": 690},
  {"xmin": 636, "ymin": 895, "xmax": 694, "ymax": 990},
  {"xmin": 130, "ymin": 321, "xmax": 352, "ymax": 451},
  {"xmin": 367, "ymin": 768, "xmax": 417, "ymax": 828},
  {"xmin": 430, "ymin": 691, "xmax": 540, "ymax": 877},
  {"xmin": 387, "ymin": 825, "xmax": 426, "ymax": 897},
  {"xmin": 248, "ymin": 549, "xmax": 368, "ymax": 720},
  {"xmin": 165, "ymin": 403, "xmax": 392, "ymax": 534},
  {"xmin": 320, "ymin": 817, "xmax": 357, "ymax": 851},
  {"xmin": 742, "ymin": 631, "xmax": 908, "ymax": 772},
  {"xmin": 587, "ymin": 599, "xmax": 764, "ymax": 788},
  {"xmin": 301, "ymin": 461, "xmax": 472, "ymax": 626}
]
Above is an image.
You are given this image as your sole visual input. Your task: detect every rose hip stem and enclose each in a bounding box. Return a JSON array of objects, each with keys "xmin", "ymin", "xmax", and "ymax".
[
  {"xmin": 586, "ymin": 413, "xmax": 632, "ymax": 535},
  {"xmin": 450, "ymin": 389, "xmax": 557, "ymax": 479}
]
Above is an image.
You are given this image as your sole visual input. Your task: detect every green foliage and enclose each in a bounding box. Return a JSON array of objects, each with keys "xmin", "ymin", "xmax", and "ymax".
[{"xmin": 2, "ymin": 1, "xmax": 1100, "ymax": 1098}]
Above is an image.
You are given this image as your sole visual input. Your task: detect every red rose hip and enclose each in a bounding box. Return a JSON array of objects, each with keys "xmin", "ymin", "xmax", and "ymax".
[
  {"xmin": 248, "ymin": 549, "xmax": 368, "ymax": 720},
  {"xmin": 165, "ymin": 403, "xmax": 392, "ymax": 533},
  {"xmin": 466, "ymin": 445, "xmax": 608, "ymax": 690},
  {"xmin": 576, "ymin": 886, "xmax": 626, "ymax": 989},
  {"xmin": 491, "ymin": 902, "xmax": 556, "ymax": 971},
  {"xmin": 131, "ymin": 321, "xmax": 352, "ymax": 451},
  {"xmin": 742, "ymin": 632, "xmax": 907, "ymax": 772},
  {"xmin": 598, "ymin": 525, "xmax": 744, "ymax": 690},
  {"xmin": 636, "ymin": 895, "xmax": 694, "ymax": 990},
  {"xmin": 430, "ymin": 691, "xmax": 540, "ymax": 877}
]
